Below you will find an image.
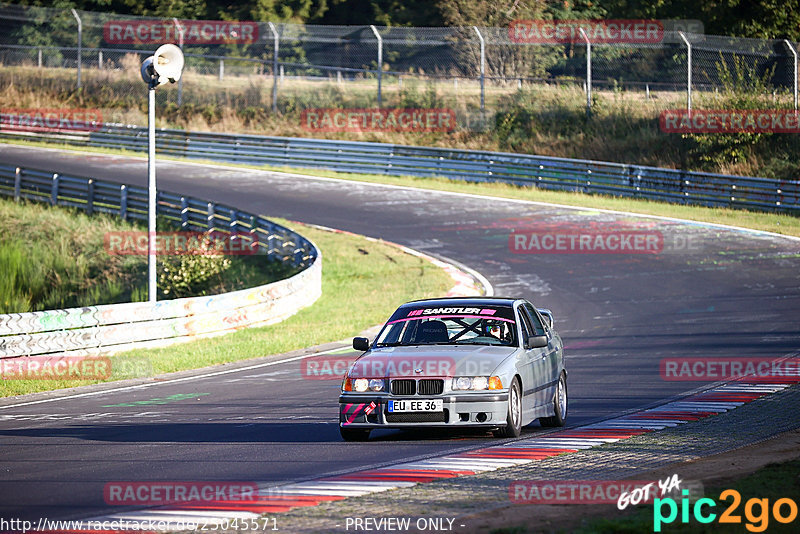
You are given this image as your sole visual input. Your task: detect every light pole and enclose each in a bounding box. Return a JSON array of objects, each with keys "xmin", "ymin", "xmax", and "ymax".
[{"xmin": 140, "ymin": 44, "xmax": 184, "ymax": 303}]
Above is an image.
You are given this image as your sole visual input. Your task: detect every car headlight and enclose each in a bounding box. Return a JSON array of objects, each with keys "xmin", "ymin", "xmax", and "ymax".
[
  {"xmin": 342, "ymin": 377, "xmax": 385, "ymax": 392},
  {"xmin": 353, "ymin": 378, "xmax": 370, "ymax": 392},
  {"xmin": 454, "ymin": 377, "xmax": 473, "ymax": 390},
  {"xmin": 452, "ymin": 376, "xmax": 503, "ymax": 390},
  {"xmin": 472, "ymin": 376, "xmax": 489, "ymax": 390}
]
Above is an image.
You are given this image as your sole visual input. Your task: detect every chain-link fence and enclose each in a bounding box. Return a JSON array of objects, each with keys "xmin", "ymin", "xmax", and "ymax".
[{"xmin": 0, "ymin": 3, "xmax": 797, "ymax": 129}]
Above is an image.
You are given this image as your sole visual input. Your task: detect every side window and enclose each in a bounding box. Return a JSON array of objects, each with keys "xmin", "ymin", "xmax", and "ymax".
[{"xmin": 524, "ymin": 303, "xmax": 547, "ymax": 336}]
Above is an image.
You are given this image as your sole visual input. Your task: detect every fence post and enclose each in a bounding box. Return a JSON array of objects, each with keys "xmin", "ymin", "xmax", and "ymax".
[
  {"xmin": 14, "ymin": 167, "xmax": 21, "ymax": 201},
  {"xmin": 37, "ymin": 48, "xmax": 42, "ymax": 68},
  {"xmin": 219, "ymin": 58, "xmax": 224, "ymax": 81},
  {"xmin": 370, "ymin": 25, "xmax": 383, "ymax": 108},
  {"xmin": 784, "ymin": 40, "xmax": 798, "ymax": 110},
  {"xmin": 268, "ymin": 22, "xmax": 279, "ymax": 113},
  {"xmin": 70, "ymin": 9, "xmax": 81, "ymax": 89},
  {"xmin": 473, "ymin": 26, "xmax": 485, "ymax": 111},
  {"xmin": 173, "ymin": 18, "xmax": 185, "ymax": 106},
  {"xmin": 578, "ymin": 28, "xmax": 592, "ymax": 116},
  {"xmin": 98, "ymin": 50, "xmax": 103, "ymax": 70},
  {"xmin": 678, "ymin": 31, "xmax": 692, "ymax": 112}
]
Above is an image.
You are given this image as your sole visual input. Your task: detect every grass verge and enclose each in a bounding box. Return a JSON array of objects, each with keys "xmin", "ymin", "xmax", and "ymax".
[
  {"xmin": 0, "ymin": 220, "xmax": 454, "ymax": 397},
  {"xmin": 0, "ymin": 197, "xmax": 296, "ymax": 312},
  {"xmin": 573, "ymin": 458, "xmax": 800, "ymax": 533}
]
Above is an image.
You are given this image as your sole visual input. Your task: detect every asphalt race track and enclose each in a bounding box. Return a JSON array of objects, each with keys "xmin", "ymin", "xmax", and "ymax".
[{"xmin": 1, "ymin": 145, "xmax": 799, "ymax": 524}]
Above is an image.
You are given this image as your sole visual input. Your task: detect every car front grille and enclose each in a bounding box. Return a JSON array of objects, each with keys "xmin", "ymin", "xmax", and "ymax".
[
  {"xmin": 418, "ymin": 379, "xmax": 444, "ymax": 395},
  {"xmin": 385, "ymin": 410, "xmax": 448, "ymax": 423},
  {"xmin": 390, "ymin": 378, "xmax": 444, "ymax": 395},
  {"xmin": 391, "ymin": 379, "xmax": 416, "ymax": 396}
]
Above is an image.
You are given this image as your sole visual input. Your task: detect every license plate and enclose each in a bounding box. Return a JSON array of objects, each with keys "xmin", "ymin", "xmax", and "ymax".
[{"xmin": 387, "ymin": 399, "xmax": 443, "ymax": 413}]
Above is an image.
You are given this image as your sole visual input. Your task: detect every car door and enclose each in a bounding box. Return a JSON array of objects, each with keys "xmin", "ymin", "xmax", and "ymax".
[
  {"xmin": 523, "ymin": 302, "xmax": 560, "ymax": 406},
  {"xmin": 517, "ymin": 304, "xmax": 549, "ymax": 410}
]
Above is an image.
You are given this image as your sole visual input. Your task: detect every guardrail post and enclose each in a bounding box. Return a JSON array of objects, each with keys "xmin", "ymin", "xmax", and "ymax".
[
  {"xmin": 180, "ymin": 197, "xmax": 189, "ymax": 229},
  {"xmin": 578, "ymin": 28, "xmax": 592, "ymax": 117},
  {"xmin": 268, "ymin": 22, "xmax": 279, "ymax": 113},
  {"xmin": 248, "ymin": 215, "xmax": 258, "ymax": 253},
  {"xmin": 370, "ymin": 25, "xmax": 383, "ymax": 108},
  {"xmin": 784, "ymin": 40, "xmax": 798, "ymax": 110},
  {"xmin": 50, "ymin": 173, "xmax": 59, "ymax": 206},
  {"xmin": 678, "ymin": 32, "xmax": 692, "ymax": 112},
  {"xmin": 71, "ymin": 9, "xmax": 82, "ymax": 89},
  {"xmin": 14, "ymin": 167, "xmax": 21, "ymax": 201},
  {"xmin": 473, "ymin": 26, "xmax": 485, "ymax": 111},
  {"xmin": 229, "ymin": 209, "xmax": 239, "ymax": 248},
  {"xmin": 87, "ymin": 178, "xmax": 94, "ymax": 215},
  {"xmin": 585, "ymin": 167, "xmax": 592, "ymax": 193},
  {"xmin": 120, "ymin": 184, "xmax": 128, "ymax": 219},
  {"xmin": 207, "ymin": 202, "xmax": 215, "ymax": 231}
]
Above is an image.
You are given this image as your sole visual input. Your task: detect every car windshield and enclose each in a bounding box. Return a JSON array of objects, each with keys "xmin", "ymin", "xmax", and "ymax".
[{"xmin": 374, "ymin": 305, "xmax": 518, "ymax": 347}]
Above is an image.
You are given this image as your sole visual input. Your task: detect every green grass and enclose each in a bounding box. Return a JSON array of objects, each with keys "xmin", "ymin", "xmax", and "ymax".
[
  {"xmin": 0, "ymin": 198, "xmax": 147, "ymax": 312},
  {"xmin": 0, "ymin": 221, "xmax": 454, "ymax": 397},
  {"xmin": 573, "ymin": 459, "xmax": 800, "ymax": 533},
  {"xmin": 0, "ymin": 198, "xmax": 297, "ymax": 312}
]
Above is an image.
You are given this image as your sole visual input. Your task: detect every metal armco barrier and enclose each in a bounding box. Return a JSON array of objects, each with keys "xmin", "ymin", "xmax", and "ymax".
[
  {"xmin": 2, "ymin": 124, "xmax": 797, "ymax": 212},
  {"xmin": 0, "ymin": 164, "xmax": 321, "ymax": 358}
]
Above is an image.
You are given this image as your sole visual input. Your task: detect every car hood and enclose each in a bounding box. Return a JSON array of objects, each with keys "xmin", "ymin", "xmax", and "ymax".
[{"xmin": 348, "ymin": 344, "xmax": 516, "ymax": 378}]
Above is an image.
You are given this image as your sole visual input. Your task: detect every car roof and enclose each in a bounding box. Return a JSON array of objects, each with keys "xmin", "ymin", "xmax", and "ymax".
[{"xmin": 401, "ymin": 296, "xmax": 520, "ymax": 308}]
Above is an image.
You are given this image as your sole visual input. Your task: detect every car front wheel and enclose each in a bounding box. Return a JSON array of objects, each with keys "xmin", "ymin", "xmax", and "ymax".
[{"xmin": 493, "ymin": 377, "xmax": 522, "ymax": 438}]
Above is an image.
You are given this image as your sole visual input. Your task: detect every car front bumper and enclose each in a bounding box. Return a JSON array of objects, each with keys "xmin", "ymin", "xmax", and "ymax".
[{"xmin": 338, "ymin": 392, "xmax": 509, "ymax": 429}]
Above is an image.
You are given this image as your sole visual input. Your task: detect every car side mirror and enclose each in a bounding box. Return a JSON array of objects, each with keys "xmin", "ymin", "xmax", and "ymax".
[
  {"xmin": 526, "ymin": 335, "xmax": 548, "ymax": 349},
  {"xmin": 353, "ymin": 337, "xmax": 370, "ymax": 351}
]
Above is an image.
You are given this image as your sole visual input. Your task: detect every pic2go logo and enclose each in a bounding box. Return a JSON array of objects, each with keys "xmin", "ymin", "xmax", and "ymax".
[{"xmin": 653, "ymin": 489, "xmax": 798, "ymax": 532}]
